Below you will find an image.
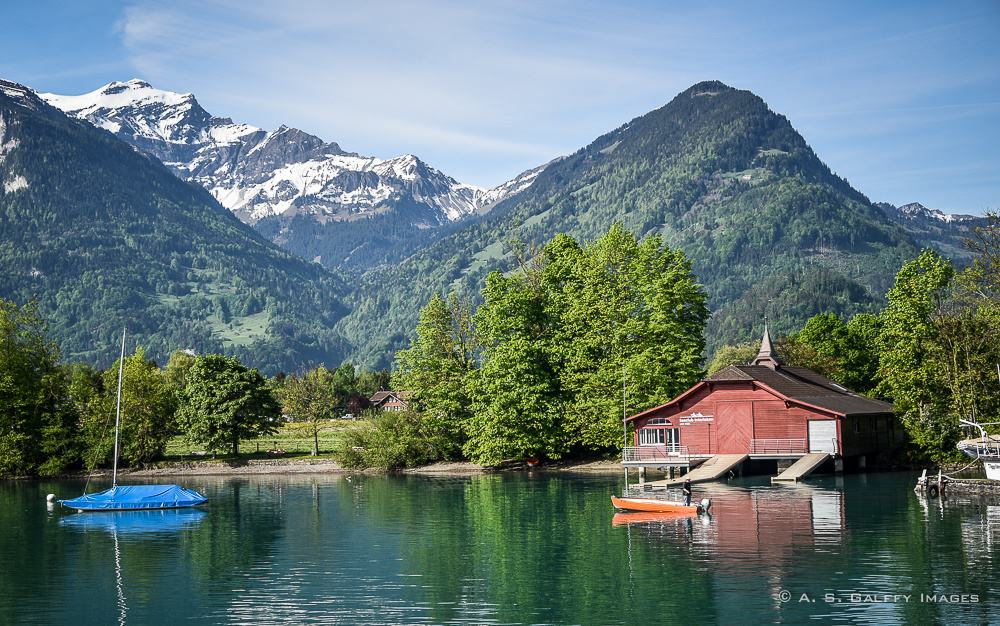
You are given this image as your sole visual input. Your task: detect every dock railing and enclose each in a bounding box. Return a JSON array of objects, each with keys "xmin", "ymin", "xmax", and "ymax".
[
  {"xmin": 622, "ymin": 445, "xmax": 689, "ymax": 464},
  {"xmin": 750, "ymin": 439, "xmax": 807, "ymax": 455}
]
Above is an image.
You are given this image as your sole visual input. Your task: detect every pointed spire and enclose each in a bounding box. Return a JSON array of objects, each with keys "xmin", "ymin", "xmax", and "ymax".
[{"xmin": 751, "ymin": 322, "xmax": 782, "ymax": 368}]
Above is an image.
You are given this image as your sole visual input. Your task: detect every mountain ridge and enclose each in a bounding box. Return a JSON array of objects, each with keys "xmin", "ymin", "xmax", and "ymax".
[
  {"xmin": 876, "ymin": 201, "xmax": 984, "ymax": 260},
  {"xmin": 40, "ymin": 79, "xmax": 542, "ymax": 270},
  {"xmin": 5, "ymin": 75, "xmax": 983, "ymax": 371}
]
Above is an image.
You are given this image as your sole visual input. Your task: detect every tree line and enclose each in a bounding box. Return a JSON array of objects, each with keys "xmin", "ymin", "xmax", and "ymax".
[
  {"xmin": 340, "ymin": 225, "xmax": 709, "ymax": 469},
  {"xmin": 6, "ymin": 218, "xmax": 1000, "ymax": 476},
  {"xmin": 345, "ymin": 216, "xmax": 1000, "ymax": 469},
  {"xmin": 0, "ymin": 302, "xmax": 389, "ymax": 478}
]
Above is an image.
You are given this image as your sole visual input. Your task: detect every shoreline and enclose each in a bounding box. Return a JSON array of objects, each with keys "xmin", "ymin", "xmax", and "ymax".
[{"xmin": 49, "ymin": 457, "xmax": 624, "ymax": 479}]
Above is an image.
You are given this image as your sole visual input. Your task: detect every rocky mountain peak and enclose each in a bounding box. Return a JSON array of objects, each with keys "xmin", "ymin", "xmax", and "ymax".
[
  {"xmin": 42, "ymin": 80, "xmax": 544, "ymax": 240},
  {"xmin": 890, "ymin": 202, "xmax": 977, "ymax": 223}
]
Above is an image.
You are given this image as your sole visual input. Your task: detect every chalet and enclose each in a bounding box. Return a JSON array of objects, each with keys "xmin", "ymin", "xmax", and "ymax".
[
  {"xmin": 369, "ymin": 390, "xmax": 409, "ymax": 412},
  {"xmin": 625, "ymin": 326, "xmax": 900, "ymax": 479}
]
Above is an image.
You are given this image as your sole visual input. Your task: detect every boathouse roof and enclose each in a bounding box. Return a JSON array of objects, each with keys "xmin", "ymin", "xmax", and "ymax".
[
  {"xmin": 706, "ymin": 364, "xmax": 892, "ymax": 416},
  {"xmin": 628, "ymin": 325, "xmax": 892, "ymax": 421}
]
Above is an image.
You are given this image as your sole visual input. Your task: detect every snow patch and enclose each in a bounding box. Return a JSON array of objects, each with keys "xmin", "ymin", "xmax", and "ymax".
[
  {"xmin": 0, "ymin": 114, "xmax": 19, "ymax": 165},
  {"xmin": 475, "ymin": 162, "xmax": 548, "ymax": 210},
  {"xmin": 39, "ymin": 79, "xmax": 191, "ymax": 113},
  {"xmin": 0, "ymin": 81, "xmax": 34, "ymax": 101},
  {"xmin": 3, "ymin": 175, "xmax": 28, "ymax": 193},
  {"xmin": 897, "ymin": 202, "xmax": 976, "ymax": 224}
]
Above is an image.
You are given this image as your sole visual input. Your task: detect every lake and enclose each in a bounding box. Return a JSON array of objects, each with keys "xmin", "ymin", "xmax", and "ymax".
[{"xmin": 1, "ymin": 472, "xmax": 997, "ymax": 624}]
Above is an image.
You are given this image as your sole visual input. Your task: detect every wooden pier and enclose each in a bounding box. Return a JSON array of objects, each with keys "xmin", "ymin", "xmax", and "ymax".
[
  {"xmin": 643, "ymin": 454, "xmax": 748, "ymax": 488},
  {"xmin": 771, "ymin": 453, "xmax": 830, "ymax": 483}
]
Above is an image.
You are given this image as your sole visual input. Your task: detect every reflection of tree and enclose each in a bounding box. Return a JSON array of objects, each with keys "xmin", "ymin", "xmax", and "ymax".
[
  {"xmin": 460, "ymin": 475, "xmax": 717, "ymax": 624},
  {"xmin": 178, "ymin": 479, "xmax": 284, "ymax": 586},
  {"xmin": 0, "ymin": 480, "xmax": 78, "ymax": 624},
  {"xmin": 1, "ymin": 480, "xmax": 213, "ymax": 623},
  {"xmin": 840, "ymin": 477, "xmax": 995, "ymax": 624},
  {"xmin": 359, "ymin": 473, "xmax": 718, "ymax": 624},
  {"xmin": 7, "ymin": 474, "xmax": 999, "ymax": 624}
]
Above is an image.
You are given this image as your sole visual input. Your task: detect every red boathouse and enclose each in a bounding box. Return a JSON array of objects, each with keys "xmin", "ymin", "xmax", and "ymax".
[{"xmin": 625, "ymin": 326, "xmax": 900, "ymax": 474}]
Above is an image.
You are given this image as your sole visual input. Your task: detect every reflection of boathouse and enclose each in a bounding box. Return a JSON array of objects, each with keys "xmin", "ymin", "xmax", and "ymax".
[
  {"xmin": 614, "ymin": 482, "xmax": 847, "ymax": 555},
  {"xmin": 625, "ymin": 327, "xmax": 900, "ymax": 481}
]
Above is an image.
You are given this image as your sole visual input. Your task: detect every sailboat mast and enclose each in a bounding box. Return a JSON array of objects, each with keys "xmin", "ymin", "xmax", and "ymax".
[
  {"xmin": 111, "ymin": 327, "xmax": 126, "ymax": 487},
  {"xmin": 623, "ymin": 363, "xmax": 628, "ymax": 449}
]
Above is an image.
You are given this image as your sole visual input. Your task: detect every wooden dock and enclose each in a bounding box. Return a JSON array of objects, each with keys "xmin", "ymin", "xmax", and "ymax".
[
  {"xmin": 771, "ymin": 453, "xmax": 830, "ymax": 482},
  {"xmin": 646, "ymin": 454, "xmax": 748, "ymax": 487}
]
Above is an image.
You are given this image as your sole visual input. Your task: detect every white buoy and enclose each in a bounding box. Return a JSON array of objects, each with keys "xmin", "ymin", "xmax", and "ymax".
[{"xmin": 46, "ymin": 493, "xmax": 56, "ymax": 502}]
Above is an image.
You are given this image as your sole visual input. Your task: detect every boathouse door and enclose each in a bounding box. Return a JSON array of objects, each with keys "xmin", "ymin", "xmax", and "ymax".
[
  {"xmin": 716, "ymin": 401, "xmax": 752, "ymax": 453},
  {"xmin": 808, "ymin": 420, "xmax": 838, "ymax": 454}
]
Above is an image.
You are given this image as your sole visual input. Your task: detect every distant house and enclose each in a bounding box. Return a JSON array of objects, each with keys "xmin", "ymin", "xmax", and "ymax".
[{"xmin": 369, "ymin": 390, "xmax": 409, "ymax": 412}]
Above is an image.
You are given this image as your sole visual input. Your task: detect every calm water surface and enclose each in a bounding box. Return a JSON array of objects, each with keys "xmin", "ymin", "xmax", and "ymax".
[{"xmin": 1, "ymin": 472, "xmax": 998, "ymax": 625}]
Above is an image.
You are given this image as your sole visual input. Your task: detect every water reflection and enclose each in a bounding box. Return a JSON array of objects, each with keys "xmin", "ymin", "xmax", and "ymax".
[
  {"xmin": 614, "ymin": 482, "xmax": 846, "ymax": 554},
  {"xmin": 59, "ymin": 509, "xmax": 207, "ymax": 534},
  {"xmin": 612, "ymin": 511, "xmax": 708, "ymax": 526},
  {"xmin": 3, "ymin": 473, "xmax": 1000, "ymax": 625}
]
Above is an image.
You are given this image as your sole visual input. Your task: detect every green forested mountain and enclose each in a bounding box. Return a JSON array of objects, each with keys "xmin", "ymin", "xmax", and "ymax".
[
  {"xmin": 0, "ymin": 80, "xmax": 348, "ymax": 372},
  {"xmin": 338, "ymin": 81, "xmax": 925, "ymax": 367}
]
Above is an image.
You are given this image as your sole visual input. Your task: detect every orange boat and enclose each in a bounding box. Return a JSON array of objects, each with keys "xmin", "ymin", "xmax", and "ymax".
[{"xmin": 611, "ymin": 495, "xmax": 707, "ymax": 514}]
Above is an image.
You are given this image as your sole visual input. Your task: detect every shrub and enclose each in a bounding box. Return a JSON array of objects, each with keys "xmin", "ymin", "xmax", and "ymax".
[{"xmin": 335, "ymin": 410, "xmax": 451, "ymax": 471}]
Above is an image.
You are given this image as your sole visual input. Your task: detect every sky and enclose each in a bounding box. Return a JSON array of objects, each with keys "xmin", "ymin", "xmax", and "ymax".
[{"xmin": 2, "ymin": 0, "xmax": 998, "ymax": 212}]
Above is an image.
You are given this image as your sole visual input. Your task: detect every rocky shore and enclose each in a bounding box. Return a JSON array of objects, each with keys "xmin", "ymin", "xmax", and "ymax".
[{"xmin": 63, "ymin": 457, "xmax": 624, "ymax": 478}]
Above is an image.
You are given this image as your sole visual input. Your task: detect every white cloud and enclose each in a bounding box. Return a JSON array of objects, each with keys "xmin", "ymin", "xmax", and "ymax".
[
  {"xmin": 112, "ymin": 0, "xmax": 688, "ymax": 184},
  {"xmin": 107, "ymin": 0, "xmax": 1000, "ymax": 205}
]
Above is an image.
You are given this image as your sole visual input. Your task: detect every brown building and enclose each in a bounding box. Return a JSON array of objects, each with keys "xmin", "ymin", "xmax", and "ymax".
[
  {"xmin": 625, "ymin": 326, "xmax": 900, "ymax": 474},
  {"xmin": 369, "ymin": 390, "xmax": 409, "ymax": 412}
]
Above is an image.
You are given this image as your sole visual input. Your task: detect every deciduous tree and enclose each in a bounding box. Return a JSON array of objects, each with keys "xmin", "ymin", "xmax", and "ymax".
[
  {"xmin": 0, "ymin": 300, "xmax": 65, "ymax": 477},
  {"xmin": 177, "ymin": 355, "xmax": 279, "ymax": 456},
  {"xmin": 707, "ymin": 342, "xmax": 758, "ymax": 374},
  {"xmin": 393, "ymin": 293, "xmax": 477, "ymax": 457},
  {"xmin": 282, "ymin": 366, "xmax": 339, "ymax": 455},
  {"xmin": 876, "ymin": 250, "xmax": 957, "ymax": 457}
]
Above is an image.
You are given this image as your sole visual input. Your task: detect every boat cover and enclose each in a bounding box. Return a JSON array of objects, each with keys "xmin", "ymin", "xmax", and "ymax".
[{"xmin": 59, "ymin": 485, "xmax": 208, "ymax": 511}]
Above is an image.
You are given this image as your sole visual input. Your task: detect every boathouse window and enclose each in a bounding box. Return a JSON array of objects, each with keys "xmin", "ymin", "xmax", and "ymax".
[{"xmin": 639, "ymin": 422, "xmax": 679, "ymax": 446}]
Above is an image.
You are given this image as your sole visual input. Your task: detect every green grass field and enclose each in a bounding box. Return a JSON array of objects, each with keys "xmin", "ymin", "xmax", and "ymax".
[{"xmin": 163, "ymin": 420, "xmax": 363, "ymax": 461}]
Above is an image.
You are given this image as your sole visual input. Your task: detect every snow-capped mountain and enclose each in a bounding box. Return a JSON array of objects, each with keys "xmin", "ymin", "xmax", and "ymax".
[
  {"xmin": 40, "ymin": 81, "xmax": 542, "ymax": 270},
  {"xmin": 473, "ymin": 162, "xmax": 549, "ymax": 214},
  {"xmin": 890, "ymin": 202, "xmax": 977, "ymax": 224},
  {"xmin": 876, "ymin": 201, "xmax": 984, "ymax": 261}
]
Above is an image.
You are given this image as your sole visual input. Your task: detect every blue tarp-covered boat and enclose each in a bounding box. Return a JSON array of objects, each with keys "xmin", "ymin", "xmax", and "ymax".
[
  {"xmin": 56, "ymin": 330, "xmax": 209, "ymax": 516},
  {"xmin": 60, "ymin": 484, "xmax": 208, "ymax": 512}
]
